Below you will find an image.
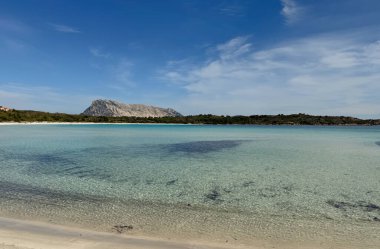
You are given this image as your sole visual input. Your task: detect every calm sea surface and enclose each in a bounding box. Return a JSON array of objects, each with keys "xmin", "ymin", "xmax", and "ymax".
[{"xmin": 0, "ymin": 124, "xmax": 379, "ymax": 247}]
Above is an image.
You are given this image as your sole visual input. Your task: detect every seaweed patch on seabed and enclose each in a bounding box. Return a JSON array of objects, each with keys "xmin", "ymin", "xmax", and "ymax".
[
  {"xmin": 9, "ymin": 152, "xmax": 113, "ymax": 180},
  {"xmin": 327, "ymin": 199, "xmax": 380, "ymax": 221},
  {"xmin": 205, "ymin": 188, "xmax": 223, "ymax": 203},
  {"xmin": 166, "ymin": 179, "xmax": 178, "ymax": 186},
  {"xmin": 165, "ymin": 140, "xmax": 250, "ymax": 154},
  {"xmin": 0, "ymin": 180, "xmax": 109, "ymax": 205}
]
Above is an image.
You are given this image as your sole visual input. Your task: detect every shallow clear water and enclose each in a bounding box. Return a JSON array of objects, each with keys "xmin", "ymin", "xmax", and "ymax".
[{"xmin": 0, "ymin": 124, "xmax": 379, "ymax": 247}]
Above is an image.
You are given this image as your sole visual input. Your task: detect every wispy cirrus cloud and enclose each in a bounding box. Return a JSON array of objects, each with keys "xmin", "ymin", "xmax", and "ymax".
[
  {"xmin": 49, "ymin": 23, "xmax": 81, "ymax": 33},
  {"xmin": 90, "ymin": 48, "xmax": 111, "ymax": 58},
  {"xmin": 161, "ymin": 31, "xmax": 380, "ymax": 117},
  {"xmin": 219, "ymin": 4, "xmax": 244, "ymax": 17},
  {"xmin": 280, "ymin": 0, "xmax": 303, "ymax": 25},
  {"xmin": 0, "ymin": 17, "xmax": 34, "ymax": 52}
]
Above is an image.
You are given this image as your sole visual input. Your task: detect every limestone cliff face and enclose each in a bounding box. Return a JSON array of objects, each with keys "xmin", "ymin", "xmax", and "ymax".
[{"xmin": 81, "ymin": 99, "xmax": 182, "ymax": 117}]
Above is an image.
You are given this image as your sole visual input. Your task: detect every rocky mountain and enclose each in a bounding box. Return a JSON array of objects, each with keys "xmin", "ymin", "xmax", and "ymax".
[{"xmin": 81, "ymin": 99, "xmax": 182, "ymax": 117}]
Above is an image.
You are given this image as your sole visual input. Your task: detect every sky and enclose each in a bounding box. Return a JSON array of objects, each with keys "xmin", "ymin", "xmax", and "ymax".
[{"xmin": 1, "ymin": 0, "xmax": 380, "ymax": 117}]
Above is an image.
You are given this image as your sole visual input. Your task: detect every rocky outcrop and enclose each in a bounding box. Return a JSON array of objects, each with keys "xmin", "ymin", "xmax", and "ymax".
[{"xmin": 81, "ymin": 99, "xmax": 182, "ymax": 117}]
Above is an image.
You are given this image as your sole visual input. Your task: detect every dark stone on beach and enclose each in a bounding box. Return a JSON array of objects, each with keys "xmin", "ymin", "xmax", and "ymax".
[
  {"xmin": 166, "ymin": 179, "xmax": 178, "ymax": 186},
  {"xmin": 113, "ymin": 225, "xmax": 133, "ymax": 234},
  {"xmin": 374, "ymin": 217, "xmax": 380, "ymax": 222}
]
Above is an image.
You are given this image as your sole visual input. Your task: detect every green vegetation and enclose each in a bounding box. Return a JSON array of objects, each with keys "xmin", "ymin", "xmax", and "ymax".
[{"xmin": 1, "ymin": 109, "xmax": 379, "ymax": 125}]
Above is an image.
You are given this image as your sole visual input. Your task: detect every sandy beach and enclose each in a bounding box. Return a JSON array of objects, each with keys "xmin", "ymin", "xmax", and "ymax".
[
  {"xmin": 1, "ymin": 216, "xmax": 374, "ymax": 249},
  {"xmin": 0, "ymin": 217, "xmax": 242, "ymax": 249}
]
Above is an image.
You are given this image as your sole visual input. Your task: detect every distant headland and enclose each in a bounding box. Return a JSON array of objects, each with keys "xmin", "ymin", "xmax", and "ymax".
[
  {"xmin": 0, "ymin": 99, "xmax": 379, "ymax": 125},
  {"xmin": 82, "ymin": 99, "xmax": 182, "ymax": 117}
]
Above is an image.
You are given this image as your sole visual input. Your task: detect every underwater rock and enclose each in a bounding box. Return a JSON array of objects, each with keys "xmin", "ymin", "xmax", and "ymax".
[
  {"xmin": 357, "ymin": 202, "xmax": 380, "ymax": 212},
  {"xmin": 375, "ymin": 141, "xmax": 380, "ymax": 146},
  {"xmin": 166, "ymin": 179, "xmax": 178, "ymax": 186},
  {"xmin": 326, "ymin": 200, "xmax": 352, "ymax": 210},
  {"xmin": 205, "ymin": 189, "xmax": 223, "ymax": 203},
  {"xmin": 242, "ymin": 181, "xmax": 255, "ymax": 187},
  {"xmin": 327, "ymin": 200, "xmax": 380, "ymax": 213}
]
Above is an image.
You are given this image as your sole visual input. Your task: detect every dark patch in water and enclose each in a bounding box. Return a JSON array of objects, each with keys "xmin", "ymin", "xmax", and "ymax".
[
  {"xmin": 282, "ymin": 184, "xmax": 294, "ymax": 192},
  {"xmin": 166, "ymin": 179, "xmax": 178, "ymax": 186},
  {"xmin": 223, "ymin": 188, "xmax": 232, "ymax": 193},
  {"xmin": 0, "ymin": 181, "xmax": 108, "ymax": 205},
  {"xmin": 326, "ymin": 200, "xmax": 380, "ymax": 212},
  {"xmin": 205, "ymin": 188, "xmax": 223, "ymax": 203},
  {"xmin": 359, "ymin": 202, "xmax": 380, "ymax": 212},
  {"xmin": 326, "ymin": 200, "xmax": 352, "ymax": 210},
  {"xmin": 375, "ymin": 141, "xmax": 380, "ymax": 146},
  {"xmin": 145, "ymin": 179, "xmax": 154, "ymax": 185},
  {"xmin": 166, "ymin": 140, "xmax": 249, "ymax": 154},
  {"xmin": 34, "ymin": 154, "xmax": 74, "ymax": 165},
  {"xmin": 205, "ymin": 190, "xmax": 220, "ymax": 200},
  {"xmin": 4, "ymin": 152, "xmax": 76, "ymax": 169},
  {"xmin": 80, "ymin": 146, "xmax": 134, "ymax": 158},
  {"xmin": 6, "ymin": 151, "xmax": 113, "ymax": 180},
  {"xmin": 256, "ymin": 184, "xmax": 294, "ymax": 198},
  {"xmin": 242, "ymin": 181, "xmax": 255, "ymax": 187}
]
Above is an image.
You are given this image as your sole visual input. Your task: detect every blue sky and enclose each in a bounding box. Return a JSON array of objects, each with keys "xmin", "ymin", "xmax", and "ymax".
[{"xmin": 1, "ymin": 0, "xmax": 380, "ymax": 117}]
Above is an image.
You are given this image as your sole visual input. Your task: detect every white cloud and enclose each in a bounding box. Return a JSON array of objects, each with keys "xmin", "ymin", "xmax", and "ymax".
[
  {"xmin": 219, "ymin": 5, "xmax": 244, "ymax": 17},
  {"xmin": 216, "ymin": 36, "xmax": 252, "ymax": 60},
  {"xmin": 280, "ymin": 0, "xmax": 302, "ymax": 25},
  {"xmin": 90, "ymin": 48, "xmax": 110, "ymax": 58},
  {"xmin": 49, "ymin": 23, "xmax": 81, "ymax": 33},
  {"xmin": 161, "ymin": 33, "xmax": 380, "ymax": 117}
]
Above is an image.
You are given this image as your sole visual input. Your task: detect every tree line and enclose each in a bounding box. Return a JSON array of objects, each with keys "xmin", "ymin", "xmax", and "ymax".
[{"xmin": 1, "ymin": 109, "xmax": 379, "ymax": 125}]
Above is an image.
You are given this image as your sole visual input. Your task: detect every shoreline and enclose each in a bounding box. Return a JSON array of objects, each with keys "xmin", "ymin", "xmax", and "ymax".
[
  {"xmin": 0, "ymin": 217, "xmax": 242, "ymax": 249},
  {"xmin": 1, "ymin": 216, "xmax": 375, "ymax": 249},
  {"xmin": 0, "ymin": 122, "xmax": 193, "ymax": 126},
  {"xmin": 0, "ymin": 121, "xmax": 378, "ymax": 126}
]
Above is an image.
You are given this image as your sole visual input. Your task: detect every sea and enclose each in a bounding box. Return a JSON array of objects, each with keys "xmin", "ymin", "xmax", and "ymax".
[{"xmin": 0, "ymin": 124, "xmax": 379, "ymax": 248}]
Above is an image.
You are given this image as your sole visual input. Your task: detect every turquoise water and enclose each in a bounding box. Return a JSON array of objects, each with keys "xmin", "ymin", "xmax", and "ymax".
[{"xmin": 0, "ymin": 124, "xmax": 379, "ymax": 247}]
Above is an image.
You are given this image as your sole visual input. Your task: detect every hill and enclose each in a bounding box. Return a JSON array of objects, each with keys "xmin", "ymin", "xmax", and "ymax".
[{"xmin": 81, "ymin": 99, "xmax": 182, "ymax": 117}]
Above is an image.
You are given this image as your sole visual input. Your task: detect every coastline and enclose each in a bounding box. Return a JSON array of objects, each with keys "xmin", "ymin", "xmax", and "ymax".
[
  {"xmin": 0, "ymin": 121, "xmax": 378, "ymax": 126},
  {"xmin": 1, "ymin": 216, "xmax": 375, "ymax": 249},
  {"xmin": 0, "ymin": 217, "xmax": 245, "ymax": 249},
  {"xmin": 0, "ymin": 122, "xmax": 192, "ymax": 126}
]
